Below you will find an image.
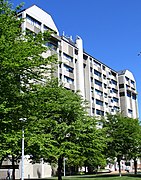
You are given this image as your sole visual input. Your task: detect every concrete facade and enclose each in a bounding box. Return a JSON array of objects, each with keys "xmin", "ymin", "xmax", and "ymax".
[
  {"xmin": 18, "ymin": 5, "xmax": 138, "ymax": 119},
  {"xmin": 118, "ymin": 70, "xmax": 138, "ymax": 118},
  {"xmin": 0, "ymin": 156, "xmax": 52, "ymax": 179}
]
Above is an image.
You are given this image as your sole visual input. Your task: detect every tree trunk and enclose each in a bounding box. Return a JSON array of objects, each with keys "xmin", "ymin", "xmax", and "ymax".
[
  {"xmin": 0, "ymin": 157, "xmax": 5, "ymax": 167},
  {"xmin": 134, "ymin": 158, "xmax": 137, "ymax": 174},
  {"xmin": 117, "ymin": 157, "xmax": 121, "ymax": 177},
  {"xmin": 58, "ymin": 157, "xmax": 63, "ymax": 180},
  {"xmin": 87, "ymin": 165, "xmax": 94, "ymax": 174},
  {"xmin": 12, "ymin": 155, "xmax": 15, "ymax": 180}
]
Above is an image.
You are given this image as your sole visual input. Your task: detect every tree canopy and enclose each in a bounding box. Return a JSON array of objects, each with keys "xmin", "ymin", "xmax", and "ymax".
[
  {"xmin": 0, "ymin": 0, "xmax": 57, "ymax": 179},
  {"xmin": 102, "ymin": 113, "xmax": 141, "ymax": 175},
  {"xmin": 25, "ymin": 80, "xmax": 88, "ymax": 180}
]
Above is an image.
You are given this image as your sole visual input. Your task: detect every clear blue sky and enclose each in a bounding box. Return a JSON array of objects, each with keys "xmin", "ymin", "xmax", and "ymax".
[{"xmin": 11, "ymin": 0, "xmax": 141, "ymax": 119}]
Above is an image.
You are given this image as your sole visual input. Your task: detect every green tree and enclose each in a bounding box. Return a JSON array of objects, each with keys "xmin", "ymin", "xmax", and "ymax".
[
  {"xmin": 103, "ymin": 113, "xmax": 141, "ymax": 176},
  {"xmin": 122, "ymin": 117, "xmax": 141, "ymax": 174},
  {"xmin": 25, "ymin": 80, "xmax": 89, "ymax": 180},
  {"xmin": 0, "ymin": 0, "xmax": 57, "ymax": 179},
  {"xmin": 76, "ymin": 116, "xmax": 107, "ymax": 174}
]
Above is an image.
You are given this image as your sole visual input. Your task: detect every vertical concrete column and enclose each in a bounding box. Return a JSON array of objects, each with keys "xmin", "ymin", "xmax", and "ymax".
[
  {"xmin": 41, "ymin": 158, "xmax": 44, "ymax": 178},
  {"xmin": 75, "ymin": 36, "xmax": 85, "ymax": 98},
  {"xmin": 41, "ymin": 23, "xmax": 44, "ymax": 33},
  {"xmin": 21, "ymin": 11, "xmax": 26, "ymax": 32}
]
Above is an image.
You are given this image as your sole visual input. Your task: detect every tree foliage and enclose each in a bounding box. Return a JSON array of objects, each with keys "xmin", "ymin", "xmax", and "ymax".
[
  {"xmin": 25, "ymin": 80, "xmax": 88, "ymax": 180},
  {"xmin": 23, "ymin": 79, "xmax": 108, "ymax": 180},
  {"xmin": 75, "ymin": 116, "xmax": 107, "ymax": 173},
  {"xmin": 0, "ymin": 0, "xmax": 57, "ymax": 179},
  {"xmin": 103, "ymin": 113, "xmax": 141, "ymax": 176}
]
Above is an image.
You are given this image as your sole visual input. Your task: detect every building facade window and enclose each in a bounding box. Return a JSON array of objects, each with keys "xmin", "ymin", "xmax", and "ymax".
[
  {"xmin": 111, "ymin": 71, "xmax": 116, "ymax": 77},
  {"xmin": 103, "ymin": 74, "xmax": 106, "ymax": 79},
  {"xmin": 104, "ymin": 84, "xmax": 107, "ymax": 89},
  {"xmin": 92, "ymin": 108, "xmax": 95, "ymax": 114},
  {"xmin": 59, "ymin": 63, "xmax": 62, "ymax": 68},
  {"xmin": 104, "ymin": 93, "xmax": 107, "ymax": 98},
  {"xmin": 132, "ymin": 93, "xmax": 137, "ymax": 100},
  {"xmin": 59, "ymin": 74, "xmax": 62, "ymax": 80},
  {"xmin": 119, "ymin": 84, "xmax": 124, "ymax": 88},
  {"xmin": 95, "ymin": 89, "xmax": 103, "ymax": 96},
  {"xmin": 96, "ymin": 99, "xmax": 103, "ymax": 106},
  {"xmin": 96, "ymin": 109, "xmax": 104, "ymax": 116},
  {"xmin": 26, "ymin": 14, "xmax": 41, "ymax": 29},
  {"xmin": 110, "ymin": 89, "xmax": 113, "ymax": 93},
  {"xmin": 63, "ymin": 53, "xmax": 73, "ymax": 62},
  {"xmin": 128, "ymin": 109, "xmax": 133, "ymax": 114},
  {"xmin": 83, "ymin": 64, "xmax": 86, "ymax": 68},
  {"xmin": 45, "ymin": 42, "xmax": 57, "ymax": 50},
  {"xmin": 127, "ymin": 90, "xmax": 131, "ymax": 97},
  {"xmin": 83, "ymin": 54, "xmax": 88, "ymax": 60},
  {"xmin": 91, "ymin": 87, "xmax": 94, "ymax": 93},
  {"xmin": 94, "ymin": 69, "xmax": 101, "ymax": 77},
  {"xmin": 105, "ymin": 102, "xmax": 108, "ymax": 107},
  {"xmin": 120, "ymin": 92, "xmax": 125, "ymax": 97},
  {"xmin": 131, "ymin": 80, "xmax": 135, "ymax": 85},
  {"xmin": 95, "ymin": 79, "xmax": 102, "ymax": 87},
  {"xmin": 113, "ymin": 97, "xmax": 119, "ymax": 103},
  {"xmin": 94, "ymin": 60, "xmax": 101, "ymax": 68},
  {"xmin": 111, "ymin": 79, "xmax": 117, "ymax": 86},
  {"xmin": 64, "ymin": 76, "xmax": 74, "ymax": 84},
  {"xmin": 75, "ymin": 49, "xmax": 78, "ymax": 55},
  {"xmin": 125, "ymin": 76, "xmax": 129, "ymax": 81},
  {"xmin": 114, "ymin": 106, "xmax": 119, "ymax": 111},
  {"xmin": 64, "ymin": 64, "xmax": 73, "ymax": 73},
  {"xmin": 112, "ymin": 88, "xmax": 118, "ymax": 94}
]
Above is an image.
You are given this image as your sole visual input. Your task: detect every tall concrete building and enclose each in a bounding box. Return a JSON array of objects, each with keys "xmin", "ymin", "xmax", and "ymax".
[
  {"xmin": 118, "ymin": 70, "xmax": 138, "ymax": 118},
  {"xmin": 19, "ymin": 5, "xmax": 138, "ymax": 119},
  {"xmin": 1, "ymin": 5, "xmax": 138, "ymax": 179}
]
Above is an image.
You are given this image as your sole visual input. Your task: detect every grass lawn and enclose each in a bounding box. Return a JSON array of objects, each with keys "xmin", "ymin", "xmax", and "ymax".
[
  {"xmin": 48, "ymin": 174, "xmax": 141, "ymax": 180},
  {"xmin": 63, "ymin": 177, "xmax": 141, "ymax": 180},
  {"xmin": 62, "ymin": 176, "xmax": 141, "ymax": 180}
]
